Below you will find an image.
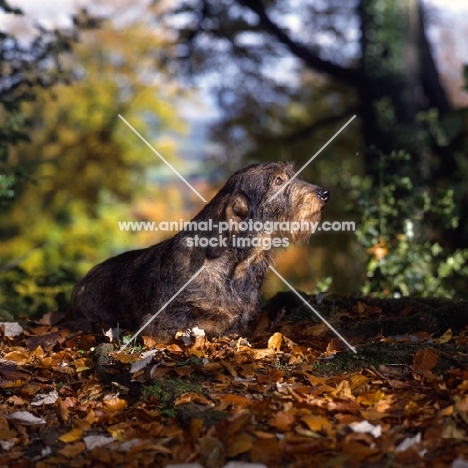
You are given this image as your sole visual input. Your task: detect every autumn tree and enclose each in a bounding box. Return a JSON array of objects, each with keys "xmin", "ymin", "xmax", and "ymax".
[
  {"xmin": 155, "ymin": 0, "xmax": 468, "ymax": 297},
  {"xmin": 0, "ymin": 3, "xmax": 186, "ymax": 317}
]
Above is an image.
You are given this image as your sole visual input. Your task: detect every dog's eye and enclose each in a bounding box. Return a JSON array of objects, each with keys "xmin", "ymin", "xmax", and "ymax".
[{"xmin": 274, "ymin": 176, "xmax": 284, "ymax": 186}]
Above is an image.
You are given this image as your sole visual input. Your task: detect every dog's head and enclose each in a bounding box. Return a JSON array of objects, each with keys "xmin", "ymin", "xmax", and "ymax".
[{"xmin": 198, "ymin": 161, "xmax": 329, "ymax": 249}]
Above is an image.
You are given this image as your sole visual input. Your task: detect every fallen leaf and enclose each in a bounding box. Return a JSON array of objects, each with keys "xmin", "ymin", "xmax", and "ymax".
[
  {"xmin": 73, "ymin": 357, "xmax": 95, "ymax": 371},
  {"xmin": 31, "ymin": 390, "xmax": 59, "ymax": 406},
  {"xmin": 226, "ymin": 432, "xmax": 253, "ymax": 457},
  {"xmin": 301, "ymin": 415, "xmax": 332, "ymax": 433},
  {"xmin": 2, "ymin": 350, "xmax": 30, "ymax": 365},
  {"xmin": 270, "ymin": 410, "xmax": 295, "ymax": 431},
  {"xmin": 198, "ymin": 437, "xmax": 225, "ymax": 468},
  {"xmin": 0, "ymin": 322, "xmax": 24, "ymax": 337},
  {"xmin": 130, "ymin": 350, "xmax": 158, "ymax": 373},
  {"xmin": 83, "ymin": 435, "xmax": 115, "ymax": 450},
  {"xmin": 218, "ymin": 394, "xmax": 252, "ymax": 408},
  {"xmin": 350, "ymin": 420, "xmax": 382, "ymax": 438},
  {"xmin": 257, "ymin": 369, "xmax": 284, "ymax": 384},
  {"xmin": 59, "ymin": 428, "xmax": 83, "ymax": 443},
  {"xmin": 59, "ymin": 441, "xmax": 86, "ymax": 458},
  {"xmin": 304, "ymin": 323, "xmax": 328, "ymax": 336},
  {"xmin": 36, "ymin": 311, "xmax": 66, "ymax": 325},
  {"xmin": 268, "ymin": 332, "xmax": 283, "ymax": 351},
  {"xmin": 435, "ymin": 328, "xmax": 452, "ymax": 344},
  {"xmin": 413, "ymin": 348, "xmax": 438, "ymax": 371},
  {"xmin": 5, "ymin": 411, "xmax": 45, "ymax": 425},
  {"xmin": 166, "ymin": 344, "xmax": 184, "ymax": 353},
  {"xmin": 395, "ymin": 432, "xmax": 421, "ymax": 452},
  {"xmin": 103, "ymin": 397, "xmax": 127, "ymax": 412},
  {"xmin": 173, "ymin": 392, "xmax": 212, "ymax": 406}
]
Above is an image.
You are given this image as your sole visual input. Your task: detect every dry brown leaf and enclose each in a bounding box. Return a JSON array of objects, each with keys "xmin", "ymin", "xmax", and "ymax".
[
  {"xmin": 166, "ymin": 343, "xmax": 184, "ymax": 353},
  {"xmin": 257, "ymin": 369, "xmax": 284, "ymax": 384},
  {"xmin": 73, "ymin": 357, "xmax": 95, "ymax": 371},
  {"xmin": 226, "ymin": 432, "xmax": 253, "ymax": 457},
  {"xmin": 221, "ymin": 360, "xmax": 238, "ymax": 377},
  {"xmin": 198, "ymin": 437, "xmax": 225, "ymax": 468},
  {"xmin": 326, "ymin": 337, "xmax": 346, "ymax": 352},
  {"xmin": 270, "ymin": 410, "xmax": 295, "ymax": 431},
  {"xmin": 141, "ymin": 335, "xmax": 158, "ymax": 348},
  {"xmin": 218, "ymin": 394, "xmax": 252, "ymax": 408},
  {"xmin": 59, "ymin": 441, "xmax": 86, "ymax": 458},
  {"xmin": 349, "ymin": 373, "xmax": 369, "ymax": 390},
  {"xmin": 174, "ymin": 366, "xmax": 194, "ymax": 376},
  {"xmin": 112, "ymin": 352, "xmax": 140, "ymax": 363},
  {"xmin": 301, "ymin": 415, "xmax": 332, "ymax": 433},
  {"xmin": 304, "ymin": 323, "xmax": 328, "ymax": 336},
  {"xmin": 2, "ymin": 350, "xmax": 30, "ymax": 365},
  {"xmin": 247, "ymin": 348, "xmax": 275, "ymax": 360},
  {"xmin": 173, "ymin": 392, "xmax": 212, "ymax": 406},
  {"xmin": 413, "ymin": 348, "xmax": 438, "ymax": 371}
]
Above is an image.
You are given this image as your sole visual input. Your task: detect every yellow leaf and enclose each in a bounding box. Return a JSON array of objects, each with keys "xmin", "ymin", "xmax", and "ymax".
[
  {"xmin": 349, "ymin": 374, "xmax": 369, "ymax": 390},
  {"xmin": 188, "ymin": 348, "xmax": 205, "ymax": 358},
  {"xmin": 59, "ymin": 428, "xmax": 83, "ymax": 443},
  {"xmin": 301, "ymin": 415, "xmax": 332, "ymax": 433},
  {"xmin": 3, "ymin": 350, "xmax": 30, "ymax": 365},
  {"xmin": 74, "ymin": 358, "xmax": 95, "ymax": 371},
  {"xmin": 268, "ymin": 332, "xmax": 283, "ymax": 351},
  {"xmin": 103, "ymin": 397, "xmax": 127, "ymax": 412},
  {"xmin": 107, "ymin": 427, "xmax": 126, "ymax": 439},
  {"xmin": 435, "ymin": 328, "xmax": 452, "ymax": 344}
]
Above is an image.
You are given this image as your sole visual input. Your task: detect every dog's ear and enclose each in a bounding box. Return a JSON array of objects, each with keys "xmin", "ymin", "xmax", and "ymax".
[{"xmin": 206, "ymin": 194, "xmax": 249, "ymax": 260}]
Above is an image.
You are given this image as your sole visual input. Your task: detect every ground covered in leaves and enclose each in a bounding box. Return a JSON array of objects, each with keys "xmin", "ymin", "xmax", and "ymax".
[{"xmin": 1, "ymin": 295, "xmax": 468, "ymax": 467}]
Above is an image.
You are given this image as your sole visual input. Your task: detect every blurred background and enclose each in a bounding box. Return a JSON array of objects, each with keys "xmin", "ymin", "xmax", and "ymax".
[{"xmin": 1, "ymin": 0, "xmax": 467, "ymax": 319}]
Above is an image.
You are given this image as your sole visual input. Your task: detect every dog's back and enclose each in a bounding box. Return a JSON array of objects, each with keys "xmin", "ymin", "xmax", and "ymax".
[{"xmin": 70, "ymin": 161, "xmax": 329, "ymax": 340}]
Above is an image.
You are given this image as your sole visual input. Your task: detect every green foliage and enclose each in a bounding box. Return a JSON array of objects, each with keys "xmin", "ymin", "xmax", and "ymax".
[
  {"xmin": 347, "ymin": 150, "xmax": 468, "ymax": 298},
  {"xmin": 0, "ymin": 174, "xmax": 15, "ymax": 205},
  {"xmin": 0, "ymin": 2, "xmax": 77, "ymax": 207},
  {"xmin": 144, "ymin": 377, "xmax": 203, "ymax": 410},
  {"xmin": 0, "ymin": 6, "xmax": 185, "ymax": 318},
  {"xmin": 0, "ymin": 265, "xmax": 78, "ymax": 320}
]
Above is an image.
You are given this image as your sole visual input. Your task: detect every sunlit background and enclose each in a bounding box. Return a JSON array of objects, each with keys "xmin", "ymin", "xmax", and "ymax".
[{"xmin": 1, "ymin": 0, "xmax": 467, "ymax": 318}]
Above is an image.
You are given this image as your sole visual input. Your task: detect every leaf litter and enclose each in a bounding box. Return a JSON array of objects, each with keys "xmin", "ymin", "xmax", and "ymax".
[{"xmin": 1, "ymin": 296, "xmax": 468, "ymax": 467}]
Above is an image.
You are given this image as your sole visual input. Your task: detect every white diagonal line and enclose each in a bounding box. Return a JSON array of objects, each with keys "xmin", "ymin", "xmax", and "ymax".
[
  {"xmin": 119, "ymin": 265, "xmax": 206, "ymax": 352},
  {"xmin": 268, "ymin": 114, "xmax": 356, "ymax": 202},
  {"xmin": 118, "ymin": 114, "xmax": 207, "ymax": 203},
  {"xmin": 269, "ymin": 266, "xmax": 357, "ymax": 353}
]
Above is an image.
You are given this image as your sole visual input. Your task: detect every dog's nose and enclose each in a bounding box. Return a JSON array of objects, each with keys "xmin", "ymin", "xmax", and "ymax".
[{"xmin": 316, "ymin": 188, "xmax": 330, "ymax": 203}]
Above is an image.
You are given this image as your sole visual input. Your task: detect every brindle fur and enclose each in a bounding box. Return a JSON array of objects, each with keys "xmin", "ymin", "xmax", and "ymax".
[{"xmin": 70, "ymin": 161, "xmax": 329, "ymax": 340}]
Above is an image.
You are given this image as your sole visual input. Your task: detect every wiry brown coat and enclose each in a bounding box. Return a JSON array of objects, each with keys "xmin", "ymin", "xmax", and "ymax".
[{"xmin": 70, "ymin": 161, "xmax": 329, "ymax": 340}]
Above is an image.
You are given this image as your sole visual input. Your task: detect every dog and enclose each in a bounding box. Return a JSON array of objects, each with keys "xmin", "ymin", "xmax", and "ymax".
[{"xmin": 70, "ymin": 161, "xmax": 329, "ymax": 340}]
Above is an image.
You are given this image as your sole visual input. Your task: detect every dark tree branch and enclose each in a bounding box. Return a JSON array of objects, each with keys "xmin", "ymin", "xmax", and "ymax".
[
  {"xmin": 258, "ymin": 108, "xmax": 360, "ymax": 145},
  {"xmin": 237, "ymin": 0, "xmax": 361, "ymax": 86}
]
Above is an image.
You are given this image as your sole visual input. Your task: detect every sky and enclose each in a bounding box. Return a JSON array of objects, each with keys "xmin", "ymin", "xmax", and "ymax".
[
  {"xmin": 0, "ymin": 0, "xmax": 467, "ymax": 30},
  {"xmin": 0, "ymin": 0, "xmax": 466, "ymax": 105}
]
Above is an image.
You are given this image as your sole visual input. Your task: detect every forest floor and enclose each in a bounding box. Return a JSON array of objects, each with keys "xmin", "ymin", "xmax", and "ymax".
[{"xmin": 1, "ymin": 294, "xmax": 468, "ymax": 467}]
